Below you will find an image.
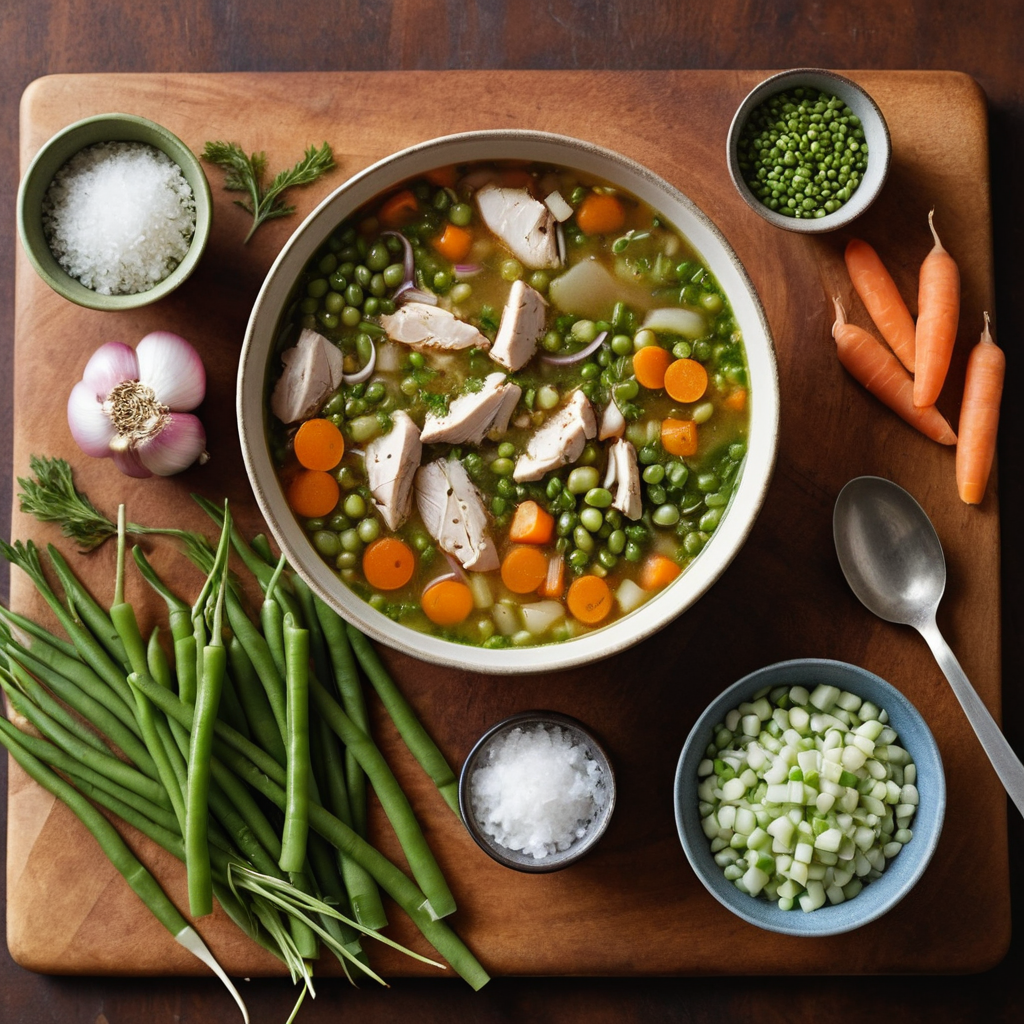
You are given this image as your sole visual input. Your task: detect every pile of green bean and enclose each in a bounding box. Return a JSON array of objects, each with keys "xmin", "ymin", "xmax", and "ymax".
[{"xmin": 0, "ymin": 495, "xmax": 488, "ymax": 1018}]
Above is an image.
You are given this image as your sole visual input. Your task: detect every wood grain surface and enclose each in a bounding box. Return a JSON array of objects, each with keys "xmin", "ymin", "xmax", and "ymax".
[
  {"xmin": 2, "ymin": 4, "xmax": 1023, "ymax": 1024},
  {"xmin": 6, "ymin": 68, "xmax": 1006, "ymax": 982}
]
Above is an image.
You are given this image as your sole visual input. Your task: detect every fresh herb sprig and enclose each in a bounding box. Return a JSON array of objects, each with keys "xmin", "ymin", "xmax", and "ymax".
[
  {"xmin": 202, "ymin": 141, "xmax": 335, "ymax": 243},
  {"xmin": 16, "ymin": 455, "xmax": 196, "ymax": 553},
  {"xmin": 17, "ymin": 456, "xmax": 118, "ymax": 551}
]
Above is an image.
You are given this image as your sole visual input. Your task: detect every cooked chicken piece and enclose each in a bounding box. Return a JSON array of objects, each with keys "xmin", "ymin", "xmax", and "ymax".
[
  {"xmin": 476, "ymin": 184, "xmax": 561, "ymax": 270},
  {"xmin": 513, "ymin": 389, "xmax": 597, "ymax": 482},
  {"xmin": 420, "ymin": 373, "xmax": 522, "ymax": 445},
  {"xmin": 415, "ymin": 458, "xmax": 499, "ymax": 572},
  {"xmin": 599, "ymin": 398, "xmax": 626, "ymax": 440},
  {"xmin": 270, "ymin": 328, "xmax": 344, "ymax": 424},
  {"xmin": 490, "ymin": 280, "xmax": 546, "ymax": 372},
  {"xmin": 380, "ymin": 302, "xmax": 490, "ymax": 352},
  {"xmin": 364, "ymin": 411, "xmax": 422, "ymax": 531},
  {"xmin": 602, "ymin": 437, "xmax": 643, "ymax": 521}
]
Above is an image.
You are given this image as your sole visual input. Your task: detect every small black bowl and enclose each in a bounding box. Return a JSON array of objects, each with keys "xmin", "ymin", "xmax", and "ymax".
[{"xmin": 458, "ymin": 711, "xmax": 616, "ymax": 873}]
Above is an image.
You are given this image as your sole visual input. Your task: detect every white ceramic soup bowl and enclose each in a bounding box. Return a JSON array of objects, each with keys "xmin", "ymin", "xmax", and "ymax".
[{"xmin": 238, "ymin": 130, "xmax": 780, "ymax": 674}]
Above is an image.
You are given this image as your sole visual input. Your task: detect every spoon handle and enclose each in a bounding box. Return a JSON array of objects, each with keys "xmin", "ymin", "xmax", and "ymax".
[{"xmin": 918, "ymin": 619, "xmax": 1024, "ymax": 819}]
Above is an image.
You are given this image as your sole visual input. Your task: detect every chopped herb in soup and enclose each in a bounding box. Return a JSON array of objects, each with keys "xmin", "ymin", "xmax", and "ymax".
[{"xmin": 267, "ymin": 161, "xmax": 750, "ymax": 648}]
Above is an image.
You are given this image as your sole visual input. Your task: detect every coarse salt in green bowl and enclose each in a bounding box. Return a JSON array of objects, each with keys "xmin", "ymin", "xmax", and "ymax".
[{"xmin": 17, "ymin": 112, "xmax": 212, "ymax": 311}]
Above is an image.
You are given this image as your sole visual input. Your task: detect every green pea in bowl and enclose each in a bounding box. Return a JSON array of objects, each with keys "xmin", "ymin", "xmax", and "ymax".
[
  {"xmin": 17, "ymin": 112, "xmax": 212, "ymax": 311},
  {"xmin": 674, "ymin": 658, "xmax": 944, "ymax": 936},
  {"xmin": 238, "ymin": 129, "xmax": 780, "ymax": 675},
  {"xmin": 726, "ymin": 69, "xmax": 891, "ymax": 234}
]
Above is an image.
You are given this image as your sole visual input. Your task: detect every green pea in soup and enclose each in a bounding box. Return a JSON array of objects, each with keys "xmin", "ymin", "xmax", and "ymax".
[{"xmin": 267, "ymin": 161, "xmax": 750, "ymax": 648}]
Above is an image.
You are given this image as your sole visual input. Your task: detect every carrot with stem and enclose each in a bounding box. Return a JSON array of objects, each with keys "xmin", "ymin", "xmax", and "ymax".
[
  {"xmin": 831, "ymin": 298, "xmax": 956, "ymax": 445},
  {"xmin": 843, "ymin": 237, "xmax": 917, "ymax": 372},
  {"xmin": 914, "ymin": 208, "xmax": 960, "ymax": 407},
  {"xmin": 956, "ymin": 312, "xmax": 1005, "ymax": 505}
]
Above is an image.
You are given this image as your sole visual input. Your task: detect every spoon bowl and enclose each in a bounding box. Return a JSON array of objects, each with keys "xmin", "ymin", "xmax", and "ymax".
[
  {"xmin": 834, "ymin": 476, "xmax": 947, "ymax": 627},
  {"xmin": 833, "ymin": 476, "xmax": 1024, "ymax": 818}
]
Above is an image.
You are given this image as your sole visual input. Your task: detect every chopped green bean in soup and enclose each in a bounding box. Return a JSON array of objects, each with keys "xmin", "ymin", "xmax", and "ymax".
[{"xmin": 267, "ymin": 161, "xmax": 751, "ymax": 647}]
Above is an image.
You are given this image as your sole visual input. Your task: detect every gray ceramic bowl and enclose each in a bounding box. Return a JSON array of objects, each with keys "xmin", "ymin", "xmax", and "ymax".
[
  {"xmin": 238, "ymin": 129, "xmax": 780, "ymax": 674},
  {"xmin": 17, "ymin": 112, "xmax": 212, "ymax": 310},
  {"xmin": 674, "ymin": 658, "xmax": 944, "ymax": 936},
  {"xmin": 458, "ymin": 711, "xmax": 616, "ymax": 872},
  {"xmin": 727, "ymin": 69, "xmax": 891, "ymax": 234}
]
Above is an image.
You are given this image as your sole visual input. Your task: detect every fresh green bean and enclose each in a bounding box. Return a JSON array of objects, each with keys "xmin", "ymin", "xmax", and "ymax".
[
  {"xmin": 186, "ymin": 639, "xmax": 225, "ymax": 917},
  {"xmin": 146, "ymin": 629, "xmax": 173, "ymax": 690},
  {"xmin": 175, "ymin": 634, "xmax": 200, "ymax": 705},
  {"xmin": 215, "ymin": 666, "xmax": 253, "ymax": 741},
  {"xmin": 225, "ymin": 594, "xmax": 288, "ymax": 743},
  {"xmin": 0, "ymin": 716, "xmax": 179, "ymax": 836},
  {"xmin": 280, "ymin": 613, "xmax": 311, "ymax": 874},
  {"xmin": 111, "ymin": 511, "xmax": 190, "ymax": 835},
  {"xmin": 226, "ymin": 635, "xmax": 287, "ymax": 766},
  {"xmin": 260, "ymin": 558, "xmax": 288, "ymax": 680},
  {"xmin": 223, "ymin": 741, "xmax": 487, "ymax": 989},
  {"xmin": 285, "ymin": 869, "xmax": 322, "ymax": 961},
  {"xmin": 0, "ymin": 724, "xmax": 251, "ymax": 1019},
  {"xmin": 2, "ymin": 643, "xmax": 155, "ymax": 775},
  {"xmin": 346, "ymin": 623, "xmax": 461, "ymax": 818},
  {"xmin": 186, "ymin": 515, "xmax": 231, "ymax": 919},
  {"xmin": 126, "ymin": 667, "xmax": 485, "ymax": 986},
  {"xmin": 313, "ymin": 597, "xmax": 372, "ymax": 832},
  {"xmin": 312, "ymin": 700, "xmax": 388, "ymax": 930},
  {"xmin": 306, "ymin": 722, "xmax": 373, "ymax": 946},
  {"xmin": 0, "ymin": 670, "xmax": 169, "ymax": 809},
  {"xmin": 293, "ymin": 575, "xmax": 386, "ymax": 927},
  {"xmin": 250, "ymin": 533, "xmax": 275, "ymax": 565},
  {"xmin": 132, "ymin": 546, "xmax": 194, "ymax": 644},
  {"xmin": 5, "ymin": 628, "xmax": 140, "ymax": 737},
  {"xmin": 47, "ymin": 543, "xmax": 130, "ymax": 669},
  {"xmin": 0, "ymin": 724, "xmax": 182, "ymax": 932},
  {"xmin": 0, "ymin": 604, "xmax": 80, "ymax": 661},
  {"xmin": 127, "ymin": 676, "xmax": 188, "ymax": 835},
  {"xmin": 303, "ymin": 843, "xmax": 364, "ymax": 958},
  {"xmin": 309, "ymin": 676, "xmax": 456, "ymax": 919},
  {"xmin": 0, "ymin": 540, "xmax": 133, "ymax": 706},
  {"xmin": 2, "ymin": 657, "xmax": 109, "ymax": 758}
]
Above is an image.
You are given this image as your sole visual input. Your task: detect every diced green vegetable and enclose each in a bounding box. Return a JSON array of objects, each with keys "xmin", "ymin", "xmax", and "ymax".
[{"xmin": 698, "ymin": 683, "xmax": 918, "ymax": 912}]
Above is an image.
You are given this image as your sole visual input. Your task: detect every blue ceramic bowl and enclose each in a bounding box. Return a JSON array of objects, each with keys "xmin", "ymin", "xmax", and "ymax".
[{"xmin": 674, "ymin": 658, "xmax": 945, "ymax": 936}]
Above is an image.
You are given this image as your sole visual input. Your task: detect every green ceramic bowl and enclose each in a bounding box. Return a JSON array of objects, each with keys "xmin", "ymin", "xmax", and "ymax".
[{"xmin": 17, "ymin": 112, "xmax": 212, "ymax": 311}]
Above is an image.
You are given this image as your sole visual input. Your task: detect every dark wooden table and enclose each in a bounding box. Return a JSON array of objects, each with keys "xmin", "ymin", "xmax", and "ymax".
[{"xmin": 2, "ymin": 2, "xmax": 1021, "ymax": 1021}]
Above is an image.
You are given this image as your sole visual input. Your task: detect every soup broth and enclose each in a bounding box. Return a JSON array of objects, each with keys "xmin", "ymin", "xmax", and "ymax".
[{"xmin": 267, "ymin": 160, "xmax": 750, "ymax": 648}]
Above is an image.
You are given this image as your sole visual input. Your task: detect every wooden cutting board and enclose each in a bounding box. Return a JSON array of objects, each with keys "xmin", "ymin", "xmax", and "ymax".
[{"xmin": 8, "ymin": 71, "xmax": 1007, "ymax": 979}]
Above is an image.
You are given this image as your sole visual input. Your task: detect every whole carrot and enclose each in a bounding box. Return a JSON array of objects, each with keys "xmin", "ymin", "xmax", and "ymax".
[
  {"xmin": 956, "ymin": 312, "xmax": 1005, "ymax": 504},
  {"xmin": 844, "ymin": 238, "xmax": 917, "ymax": 373},
  {"xmin": 914, "ymin": 209, "xmax": 960, "ymax": 408},
  {"xmin": 831, "ymin": 298, "xmax": 956, "ymax": 445}
]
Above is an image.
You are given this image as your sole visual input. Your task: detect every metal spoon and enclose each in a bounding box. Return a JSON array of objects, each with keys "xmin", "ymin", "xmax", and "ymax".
[{"xmin": 833, "ymin": 475, "xmax": 1024, "ymax": 818}]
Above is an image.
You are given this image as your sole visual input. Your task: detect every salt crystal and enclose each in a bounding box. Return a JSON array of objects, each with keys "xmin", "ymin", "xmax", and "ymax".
[
  {"xmin": 470, "ymin": 723, "xmax": 608, "ymax": 860},
  {"xmin": 42, "ymin": 141, "xmax": 196, "ymax": 295}
]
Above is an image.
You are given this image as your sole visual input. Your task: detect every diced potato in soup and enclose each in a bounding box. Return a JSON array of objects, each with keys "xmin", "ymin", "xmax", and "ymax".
[{"xmin": 266, "ymin": 161, "xmax": 750, "ymax": 648}]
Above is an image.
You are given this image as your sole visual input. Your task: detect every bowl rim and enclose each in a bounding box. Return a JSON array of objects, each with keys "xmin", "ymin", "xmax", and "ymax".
[
  {"xmin": 674, "ymin": 657, "xmax": 946, "ymax": 936},
  {"xmin": 238, "ymin": 128, "xmax": 781, "ymax": 674},
  {"xmin": 457, "ymin": 709, "xmax": 617, "ymax": 873},
  {"xmin": 16, "ymin": 111, "xmax": 212, "ymax": 311},
  {"xmin": 726, "ymin": 68, "xmax": 891, "ymax": 234}
]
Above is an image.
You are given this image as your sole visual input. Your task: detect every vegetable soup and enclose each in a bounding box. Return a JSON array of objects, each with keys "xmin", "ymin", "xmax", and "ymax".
[{"xmin": 266, "ymin": 160, "xmax": 750, "ymax": 648}]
